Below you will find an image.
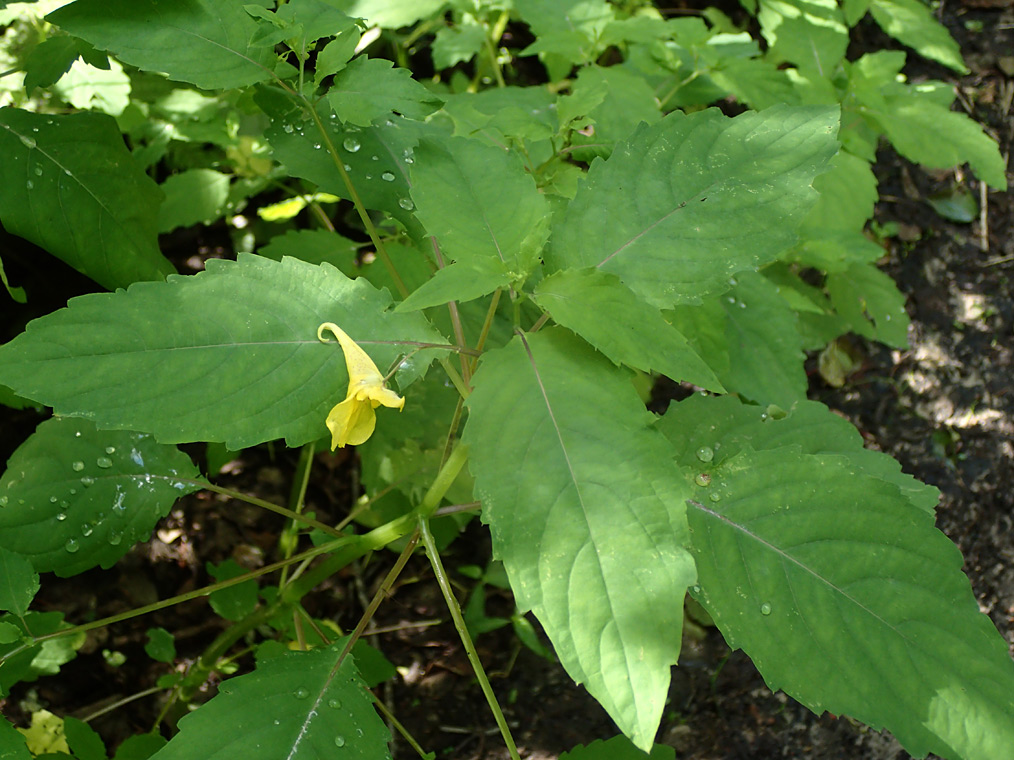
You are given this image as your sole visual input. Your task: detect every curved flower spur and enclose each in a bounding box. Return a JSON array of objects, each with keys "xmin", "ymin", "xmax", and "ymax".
[{"xmin": 317, "ymin": 322, "xmax": 405, "ymax": 449}]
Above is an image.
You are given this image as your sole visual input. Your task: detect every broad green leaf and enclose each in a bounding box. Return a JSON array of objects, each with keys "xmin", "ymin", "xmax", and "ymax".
[
  {"xmin": 149, "ymin": 645, "xmax": 391, "ymax": 760},
  {"xmin": 709, "ymin": 56, "xmax": 798, "ymax": 111},
  {"xmin": 328, "ymin": 57, "xmax": 443, "ymax": 127},
  {"xmin": 157, "ymin": 169, "xmax": 231, "ymax": 233},
  {"xmin": 757, "ymin": 0, "xmax": 848, "ymax": 74},
  {"xmin": 0, "ymin": 611, "xmax": 83, "ymax": 696},
  {"xmin": 566, "ymin": 65, "xmax": 661, "ymax": 159},
  {"xmin": 533, "ymin": 268, "xmax": 724, "ymax": 391},
  {"xmin": 0, "ymin": 718, "xmax": 32, "ymax": 760},
  {"xmin": 22, "ymin": 35, "xmax": 86, "ymax": 94},
  {"xmin": 826, "ymin": 263, "xmax": 909, "ymax": 348},
  {"xmin": 560, "ymin": 736, "xmax": 674, "ymax": 760},
  {"xmin": 52, "ymin": 57, "xmax": 131, "ymax": 116},
  {"xmin": 868, "ymin": 0, "xmax": 966, "ymax": 73},
  {"xmin": 841, "ymin": 0, "xmax": 871, "ymax": 24},
  {"xmin": 0, "ymin": 256, "xmax": 443, "ymax": 449},
  {"xmin": 269, "ymin": 0, "xmax": 356, "ymax": 47},
  {"xmin": 515, "ymin": 0, "xmax": 614, "ymax": 63},
  {"xmin": 63, "ymin": 717, "xmax": 107, "ymax": 760},
  {"xmin": 869, "ymin": 93, "xmax": 1007, "ymax": 190},
  {"xmin": 677, "ymin": 446, "xmax": 1014, "ymax": 760},
  {"xmin": 259, "ymin": 91, "xmax": 428, "ymax": 228},
  {"xmin": 0, "ymin": 108, "xmax": 173, "ymax": 291},
  {"xmin": 113, "ymin": 735, "xmax": 166, "ymax": 760},
  {"xmin": 334, "ymin": 0, "xmax": 445, "ymax": 28},
  {"xmin": 656, "ymin": 393, "xmax": 939, "ymax": 511},
  {"xmin": 48, "ymin": 0, "xmax": 276, "ymax": 90},
  {"xmin": 314, "ymin": 28, "xmax": 361, "ymax": 84},
  {"xmin": 396, "ymin": 259, "xmax": 510, "ymax": 312},
  {"xmin": 258, "ymin": 229, "xmax": 360, "ymax": 275},
  {"xmin": 803, "ymin": 150, "xmax": 878, "ymax": 233},
  {"xmin": 207, "ymin": 559, "xmax": 259, "ymax": 621},
  {"xmin": 410, "ymin": 137, "xmax": 549, "ymax": 276},
  {"xmin": 0, "ymin": 548, "xmax": 38, "ymax": 616},
  {"xmin": 463, "ymin": 329, "xmax": 696, "ymax": 750},
  {"xmin": 0, "ymin": 418, "xmax": 202, "ymax": 577},
  {"xmin": 432, "ymin": 22, "xmax": 485, "ymax": 69},
  {"xmin": 547, "ymin": 105, "xmax": 839, "ymax": 307},
  {"xmin": 144, "ymin": 627, "xmax": 176, "ymax": 664}
]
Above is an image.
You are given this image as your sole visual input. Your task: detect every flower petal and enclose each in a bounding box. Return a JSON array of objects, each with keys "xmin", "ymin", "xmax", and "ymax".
[{"xmin": 325, "ymin": 396, "xmax": 377, "ymax": 449}]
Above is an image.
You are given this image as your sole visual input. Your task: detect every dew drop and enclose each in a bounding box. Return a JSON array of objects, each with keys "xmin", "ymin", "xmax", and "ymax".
[
  {"xmin": 343, "ymin": 163, "xmax": 351, "ymax": 171},
  {"xmin": 56, "ymin": 513, "xmax": 68, "ymax": 522},
  {"xmin": 33, "ymin": 166, "xmax": 42, "ymax": 176},
  {"xmin": 0, "ymin": 496, "xmax": 7, "ymax": 506},
  {"xmin": 364, "ymin": 174, "xmax": 372, "ymax": 180},
  {"xmin": 694, "ymin": 472, "xmax": 711, "ymax": 487},
  {"xmin": 760, "ymin": 602, "xmax": 772, "ymax": 616},
  {"xmin": 80, "ymin": 476, "xmax": 95, "ymax": 487},
  {"xmin": 74, "ymin": 431, "xmax": 81, "ymax": 437},
  {"xmin": 65, "ymin": 538, "xmax": 80, "ymax": 553},
  {"xmin": 273, "ymin": 719, "xmax": 281, "ymax": 726},
  {"xmin": 19, "ymin": 135, "xmax": 36, "ymax": 149},
  {"xmin": 327, "ymin": 697, "xmax": 342, "ymax": 709},
  {"xmin": 398, "ymin": 197, "xmax": 414, "ymax": 211},
  {"xmin": 49, "ymin": 495, "xmax": 58, "ymax": 503},
  {"xmin": 60, "ymin": 500, "xmax": 69, "ymax": 509},
  {"xmin": 96, "ymin": 456, "xmax": 113, "ymax": 469},
  {"xmin": 695, "ymin": 446, "xmax": 714, "ymax": 463},
  {"xmin": 334, "ymin": 736, "xmax": 346, "ymax": 748},
  {"xmin": 342, "ymin": 137, "xmax": 360, "ymax": 153},
  {"xmin": 690, "ymin": 584, "xmax": 701, "ymax": 594},
  {"xmin": 282, "ymin": 123, "xmax": 294, "ymax": 133},
  {"xmin": 109, "ymin": 531, "xmax": 122, "ymax": 546},
  {"xmin": 708, "ymin": 492, "xmax": 721, "ymax": 502},
  {"xmin": 26, "ymin": 180, "xmax": 33, "ymax": 189},
  {"xmin": 370, "ymin": 154, "xmax": 378, "ymax": 161},
  {"xmin": 381, "ymin": 171, "xmax": 395, "ymax": 181},
  {"xmin": 293, "ymin": 687, "xmax": 310, "ymax": 699},
  {"xmin": 69, "ymin": 489, "xmax": 77, "ymax": 495},
  {"xmin": 105, "ymin": 446, "xmax": 116, "ymax": 454},
  {"xmin": 403, "ymin": 156, "xmax": 414, "ymax": 164},
  {"xmin": 72, "ymin": 461, "xmax": 85, "ymax": 472},
  {"xmin": 81, "ymin": 523, "xmax": 94, "ymax": 537},
  {"xmin": 313, "ymin": 143, "xmax": 321, "ymax": 150}
]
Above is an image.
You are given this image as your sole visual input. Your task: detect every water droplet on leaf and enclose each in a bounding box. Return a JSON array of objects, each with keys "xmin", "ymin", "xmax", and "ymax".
[
  {"xmin": 49, "ymin": 495, "xmax": 58, "ymax": 503},
  {"xmin": 398, "ymin": 197, "xmax": 414, "ymax": 210},
  {"xmin": 56, "ymin": 513, "xmax": 68, "ymax": 521},
  {"xmin": 72, "ymin": 461, "xmax": 85, "ymax": 472},
  {"xmin": 760, "ymin": 602, "xmax": 772, "ymax": 616},
  {"xmin": 65, "ymin": 538, "xmax": 80, "ymax": 553},
  {"xmin": 334, "ymin": 736, "xmax": 346, "ymax": 748},
  {"xmin": 293, "ymin": 687, "xmax": 309, "ymax": 699},
  {"xmin": 33, "ymin": 166, "xmax": 42, "ymax": 176},
  {"xmin": 105, "ymin": 446, "xmax": 116, "ymax": 454},
  {"xmin": 80, "ymin": 476, "xmax": 94, "ymax": 487},
  {"xmin": 96, "ymin": 456, "xmax": 113, "ymax": 468},
  {"xmin": 695, "ymin": 446, "xmax": 714, "ymax": 463},
  {"xmin": 708, "ymin": 492, "xmax": 721, "ymax": 502},
  {"xmin": 694, "ymin": 473, "xmax": 711, "ymax": 487},
  {"xmin": 342, "ymin": 137, "xmax": 360, "ymax": 153},
  {"xmin": 0, "ymin": 496, "xmax": 7, "ymax": 506},
  {"xmin": 19, "ymin": 135, "xmax": 36, "ymax": 149},
  {"xmin": 82, "ymin": 524, "xmax": 94, "ymax": 537},
  {"xmin": 109, "ymin": 531, "xmax": 122, "ymax": 546},
  {"xmin": 327, "ymin": 697, "xmax": 342, "ymax": 708},
  {"xmin": 381, "ymin": 171, "xmax": 395, "ymax": 181}
]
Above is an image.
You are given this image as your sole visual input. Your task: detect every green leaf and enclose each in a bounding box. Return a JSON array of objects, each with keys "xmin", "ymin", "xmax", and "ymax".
[
  {"xmin": 566, "ymin": 65, "xmax": 661, "ymax": 159},
  {"xmin": 259, "ymin": 91, "xmax": 427, "ymax": 226},
  {"xmin": 410, "ymin": 137, "xmax": 549, "ymax": 276},
  {"xmin": 826, "ymin": 263, "xmax": 909, "ymax": 348},
  {"xmin": 0, "ymin": 256, "xmax": 26, "ymax": 304},
  {"xmin": 207, "ymin": 559, "xmax": 259, "ymax": 621},
  {"xmin": 157, "ymin": 169, "xmax": 231, "ymax": 233},
  {"xmin": 656, "ymin": 393, "xmax": 939, "ymax": 512},
  {"xmin": 432, "ymin": 22, "xmax": 485, "ymax": 69},
  {"xmin": 149, "ymin": 644, "xmax": 391, "ymax": 760},
  {"xmin": 144, "ymin": 627, "xmax": 176, "ymax": 664},
  {"xmin": 678, "ymin": 445, "xmax": 1014, "ymax": 760},
  {"xmin": 48, "ymin": 0, "xmax": 276, "ymax": 90},
  {"xmin": 463, "ymin": 329, "xmax": 696, "ymax": 750},
  {"xmin": 328, "ymin": 56, "xmax": 443, "ymax": 127},
  {"xmin": 0, "ymin": 612, "xmax": 83, "ymax": 696},
  {"xmin": 560, "ymin": 736, "xmax": 675, "ymax": 760},
  {"xmin": 0, "ymin": 108, "xmax": 173, "ymax": 291},
  {"xmin": 868, "ymin": 0, "xmax": 966, "ymax": 73},
  {"xmin": 0, "ymin": 418, "xmax": 202, "ymax": 577},
  {"xmin": 803, "ymin": 150, "xmax": 879, "ymax": 233},
  {"xmin": 22, "ymin": 35, "xmax": 83, "ymax": 94},
  {"xmin": 63, "ymin": 717, "xmax": 108, "ymax": 760},
  {"xmin": 335, "ymin": 0, "xmax": 445, "ymax": 28},
  {"xmin": 865, "ymin": 92, "xmax": 1007, "ymax": 190},
  {"xmin": 0, "ymin": 256, "xmax": 443, "ymax": 449},
  {"xmin": 0, "ymin": 717, "xmax": 32, "ymax": 760},
  {"xmin": 0, "ymin": 548, "xmax": 38, "ymax": 616},
  {"xmin": 533, "ymin": 268, "xmax": 724, "ymax": 391},
  {"xmin": 757, "ymin": 0, "xmax": 848, "ymax": 74},
  {"xmin": 51, "ymin": 57, "xmax": 131, "ymax": 117},
  {"xmin": 258, "ymin": 229, "xmax": 360, "ymax": 275},
  {"xmin": 547, "ymin": 105, "xmax": 840, "ymax": 307},
  {"xmin": 112, "ymin": 734, "xmax": 166, "ymax": 760},
  {"xmin": 314, "ymin": 27, "xmax": 361, "ymax": 83},
  {"xmin": 396, "ymin": 259, "xmax": 510, "ymax": 312}
]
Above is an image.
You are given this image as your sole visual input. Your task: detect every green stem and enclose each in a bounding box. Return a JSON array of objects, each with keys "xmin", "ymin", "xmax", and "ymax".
[
  {"xmin": 280, "ymin": 441, "xmax": 318, "ymax": 586},
  {"xmin": 439, "ymin": 356, "xmax": 471, "ymax": 399},
  {"xmin": 199, "ymin": 480, "xmax": 342, "ymax": 539},
  {"xmin": 373, "ymin": 696, "xmax": 435, "ymax": 760},
  {"xmin": 418, "ymin": 518, "xmax": 520, "ymax": 760}
]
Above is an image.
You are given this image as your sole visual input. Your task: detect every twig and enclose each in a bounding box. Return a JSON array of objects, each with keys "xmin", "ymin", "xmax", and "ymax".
[{"xmin": 978, "ymin": 181, "xmax": 989, "ymax": 252}]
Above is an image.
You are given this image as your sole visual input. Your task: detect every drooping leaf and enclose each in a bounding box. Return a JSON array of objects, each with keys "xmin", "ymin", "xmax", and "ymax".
[
  {"xmin": 656, "ymin": 393, "xmax": 939, "ymax": 512},
  {"xmin": 48, "ymin": 0, "xmax": 276, "ymax": 90},
  {"xmin": 803, "ymin": 150, "xmax": 879, "ymax": 233},
  {"xmin": 533, "ymin": 268, "xmax": 724, "ymax": 391},
  {"xmin": 0, "ymin": 611, "xmax": 84, "ymax": 696},
  {"xmin": 559, "ymin": 736, "xmax": 675, "ymax": 760},
  {"xmin": 149, "ymin": 645, "xmax": 391, "ymax": 760},
  {"xmin": 0, "ymin": 108, "xmax": 173, "ymax": 290},
  {"xmin": 566, "ymin": 65, "xmax": 661, "ymax": 159},
  {"xmin": 0, "ymin": 417, "xmax": 202, "ymax": 577},
  {"xmin": 676, "ymin": 443, "xmax": 1014, "ymax": 760},
  {"xmin": 410, "ymin": 137, "xmax": 549, "ymax": 277},
  {"xmin": 22, "ymin": 35, "xmax": 89, "ymax": 94},
  {"xmin": 0, "ymin": 548, "xmax": 38, "ymax": 616},
  {"xmin": 868, "ymin": 0, "xmax": 966, "ymax": 73},
  {"xmin": 0, "ymin": 255, "xmax": 444, "ymax": 449},
  {"xmin": 547, "ymin": 105, "xmax": 840, "ymax": 307},
  {"xmin": 0, "ymin": 255, "xmax": 26, "ymax": 304},
  {"xmin": 756, "ymin": 0, "xmax": 848, "ymax": 74},
  {"xmin": 463, "ymin": 328, "xmax": 696, "ymax": 750},
  {"xmin": 328, "ymin": 56, "xmax": 443, "ymax": 127}
]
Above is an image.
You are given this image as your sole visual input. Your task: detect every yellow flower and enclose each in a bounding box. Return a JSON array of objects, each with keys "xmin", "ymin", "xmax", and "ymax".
[{"xmin": 317, "ymin": 322, "xmax": 405, "ymax": 449}]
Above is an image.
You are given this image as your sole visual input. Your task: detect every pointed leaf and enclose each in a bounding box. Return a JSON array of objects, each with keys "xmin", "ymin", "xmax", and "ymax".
[
  {"xmin": 48, "ymin": 0, "xmax": 275, "ymax": 90},
  {"xmin": 547, "ymin": 105, "xmax": 839, "ymax": 307},
  {"xmin": 868, "ymin": 0, "xmax": 966, "ymax": 73},
  {"xmin": 0, "ymin": 108, "xmax": 172, "ymax": 290},
  {"xmin": 0, "ymin": 255, "xmax": 444, "ymax": 449},
  {"xmin": 757, "ymin": 0, "xmax": 848, "ymax": 74},
  {"xmin": 149, "ymin": 645, "xmax": 391, "ymax": 760},
  {"xmin": 656, "ymin": 393, "xmax": 939, "ymax": 512},
  {"xmin": 396, "ymin": 259, "xmax": 510, "ymax": 312},
  {"xmin": 0, "ymin": 611, "xmax": 83, "ymax": 695},
  {"xmin": 826, "ymin": 263, "xmax": 909, "ymax": 348},
  {"xmin": 0, "ymin": 418, "xmax": 201, "ymax": 577},
  {"xmin": 463, "ymin": 329, "xmax": 696, "ymax": 750},
  {"xmin": 534, "ymin": 268, "xmax": 724, "ymax": 391},
  {"xmin": 0, "ymin": 548, "xmax": 38, "ymax": 616},
  {"xmin": 328, "ymin": 56, "xmax": 443, "ymax": 127},
  {"xmin": 410, "ymin": 137, "xmax": 549, "ymax": 277},
  {"xmin": 679, "ymin": 444, "xmax": 1014, "ymax": 760},
  {"xmin": 0, "ymin": 718, "xmax": 32, "ymax": 760}
]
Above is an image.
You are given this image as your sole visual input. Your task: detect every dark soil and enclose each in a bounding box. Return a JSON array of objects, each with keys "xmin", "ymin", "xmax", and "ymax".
[{"xmin": 2, "ymin": 3, "xmax": 1013, "ymax": 759}]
